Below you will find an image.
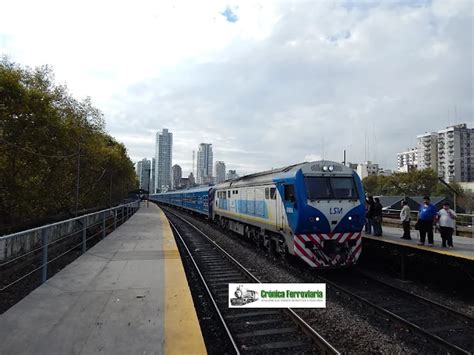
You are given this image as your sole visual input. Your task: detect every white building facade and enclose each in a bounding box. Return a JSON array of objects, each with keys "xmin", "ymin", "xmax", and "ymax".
[
  {"xmin": 155, "ymin": 129, "xmax": 173, "ymax": 192},
  {"xmin": 416, "ymin": 132, "xmax": 438, "ymax": 172},
  {"xmin": 397, "ymin": 148, "xmax": 418, "ymax": 172},
  {"xmin": 437, "ymin": 124, "xmax": 474, "ymax": 182},
  {"xmin": 356, "ymin": 161, "xmax": 379, "ymax": 179}
]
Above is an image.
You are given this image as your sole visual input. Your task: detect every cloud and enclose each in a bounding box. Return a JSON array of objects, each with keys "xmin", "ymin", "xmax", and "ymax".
[{"xmin": 1, "ymin": 0, "xmax": 472, "ymax": 176}]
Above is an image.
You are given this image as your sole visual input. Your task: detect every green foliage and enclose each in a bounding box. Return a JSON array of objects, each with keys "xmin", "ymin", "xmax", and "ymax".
[
  {"xmin": 0, "ymin": 57, "xmax": 138, "ymax": 231},
  {"xmin": 362, "ymin": 169, "xmax": 464, "ymax": 198}
]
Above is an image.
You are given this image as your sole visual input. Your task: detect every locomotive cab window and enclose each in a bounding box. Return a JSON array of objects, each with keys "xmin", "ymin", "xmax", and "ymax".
[
  {"xmin": 284, "ymin": 185, "xmax": 295, "ymax": 202},
  {"xmin": 305, "ymin": 177, "xmax": 358, "ymax": 200}
]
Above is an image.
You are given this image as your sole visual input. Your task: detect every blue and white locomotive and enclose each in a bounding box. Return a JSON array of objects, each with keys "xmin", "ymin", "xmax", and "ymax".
[{"xmin": 150, "ymin": 160, "xmax": 365, "ymax": 268}]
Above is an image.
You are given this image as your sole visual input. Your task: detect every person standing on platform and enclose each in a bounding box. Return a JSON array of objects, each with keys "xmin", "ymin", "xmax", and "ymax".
[
  {"xmin": 437, "ymin": 202, "xmax": 457, "ymax": 248},
  {"xmin": 372, "ymin": 197, "xmax": 383, "ymax": 236},
  {"xmin": 417, "ymin": 196, "xmax": 437, "ymax": 246},
  {"xmin": 365, "ymin": 196, "xmax": 374, "ymax": 235},
  {"xmin": 400, "ymin": 200, "xmax": 411, "ymax": 240}
]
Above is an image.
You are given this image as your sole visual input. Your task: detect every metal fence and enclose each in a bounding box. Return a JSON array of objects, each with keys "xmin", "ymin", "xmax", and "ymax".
[
  {"xmin": 0, "ymin": 200, "xmax": 140, "ymax": 293},
  {"xmin": 382, "ymin": 208, "xmax": 474, "ymax": 237}
]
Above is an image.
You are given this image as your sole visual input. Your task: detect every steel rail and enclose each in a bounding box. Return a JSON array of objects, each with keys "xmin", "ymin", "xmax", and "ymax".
[
  {"xmin": 165, "ymin": 208, "xmax": 340, "ymax": 355},
  {"xmin": 315, "ymin": 273, "xmax": 471, "ymax": 355},
  {"xmin": 168, "ymin": 219, "xmax": 241, "ymax": 355},
  {"xmin": 356, "ymin": 269, "xmax": 474, "ymax": 325}
]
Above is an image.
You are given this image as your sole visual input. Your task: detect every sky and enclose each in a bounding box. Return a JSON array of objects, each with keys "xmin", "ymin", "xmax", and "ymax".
[{"xmin": 1, "ymin": 0, "xmax": 473, "ymax": 176}]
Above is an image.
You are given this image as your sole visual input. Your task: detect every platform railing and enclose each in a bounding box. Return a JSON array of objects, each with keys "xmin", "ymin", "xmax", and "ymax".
[
  {"xmin": 381, "ymin": 208, "xmax": 474, "ymax": 238},
  {"xmin": 0, "ymin": 200, "xmax": 140, "ymax": 292}
]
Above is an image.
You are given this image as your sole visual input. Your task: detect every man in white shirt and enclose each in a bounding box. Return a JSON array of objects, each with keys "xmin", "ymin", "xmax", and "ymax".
[
  {"xmin": 399, "ymin": 200, "xmax": 411, "ymax": 240},
  {"xmin": 437, "ymin": 202, "xmax": 457, "ymax": 248}
]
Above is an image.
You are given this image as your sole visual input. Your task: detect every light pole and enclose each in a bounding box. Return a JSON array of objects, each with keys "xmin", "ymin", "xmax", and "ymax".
[{"xmin": 144, "ymin": 168, "xmax": 151, "ymax": 208}]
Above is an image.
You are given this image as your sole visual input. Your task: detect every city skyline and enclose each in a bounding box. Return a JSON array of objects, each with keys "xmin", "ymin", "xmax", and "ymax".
[{"xmin": 7, "ymin": 2, "xmax": 471, "ymax": 176}]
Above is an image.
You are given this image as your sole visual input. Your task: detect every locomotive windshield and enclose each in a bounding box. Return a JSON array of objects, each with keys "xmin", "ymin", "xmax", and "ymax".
[{"xmin": 305, "ymin": 176, "xmax": 358, "ymax": 200}]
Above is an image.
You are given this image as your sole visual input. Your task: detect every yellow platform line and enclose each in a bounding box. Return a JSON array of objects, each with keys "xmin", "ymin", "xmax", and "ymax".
[
  {"xmin": 363, "ymin": 235, "xmax": 474, "ymax": 261},
  {"xmin": 159, "ymin": 207, "xmax": 207, "ymax": 355}
]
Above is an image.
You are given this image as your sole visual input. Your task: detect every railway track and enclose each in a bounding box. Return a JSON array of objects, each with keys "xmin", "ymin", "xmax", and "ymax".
[
  {"xmin": 315, "ymin": 270, "xmax": 474, "ymax": 355},
  {"xmin": 161, "ymin": 205, "xmax": 474, "ymax": 354},
  {"xmin": 164, "ymin": 209, "xmax": 340, "ymax": 354}
]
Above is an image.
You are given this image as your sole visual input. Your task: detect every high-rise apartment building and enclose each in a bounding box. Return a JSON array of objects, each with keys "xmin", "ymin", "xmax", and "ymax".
[
  {"xmin": 196, "ymin": 143, "xmax": 213, "ymax": 184},
  {"xmin": 215, "ymin": 161, "xmax": 226, "ymax": 184},
  {"xmin": 416, "ymin": 132, "xmax": 438, "ymax": 172},
  {"xmin": 172, "ymin": 164, "xmax": 182, "ymax": 190},
  {"xmin": 437, "ymin": 124, "xmax": 474, "ymax": 182},
  {"xmin": 397, "ymin": 148, "xmax": 418, "ymax": 172},
  {"xmin": 155, "ymin": 129, "xmax": 173, "ymax": 192},
  {"xmin": 136, "ymin": 158, "xmax": 151, "ymax": 191}
]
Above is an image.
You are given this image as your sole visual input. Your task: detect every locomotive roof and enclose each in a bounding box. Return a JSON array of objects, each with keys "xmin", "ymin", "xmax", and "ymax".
[{"xmin": 215, "ymin": 160, "xmax": 355, "ymax": 189}]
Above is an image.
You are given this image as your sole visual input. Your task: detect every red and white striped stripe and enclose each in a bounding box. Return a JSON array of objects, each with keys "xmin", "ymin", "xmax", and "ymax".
[{"xmin": 293, "ymin": 232, "xmax": 362, "ymax": 268}]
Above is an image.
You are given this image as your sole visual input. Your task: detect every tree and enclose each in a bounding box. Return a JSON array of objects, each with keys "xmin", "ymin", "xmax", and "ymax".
[
  {"xmin": 362, "ymin": 169, "xmax": 464, "ymax": 198},
  {"xmin": 0, "ymin": 57, "xmax": 138, "ymax": 232}
]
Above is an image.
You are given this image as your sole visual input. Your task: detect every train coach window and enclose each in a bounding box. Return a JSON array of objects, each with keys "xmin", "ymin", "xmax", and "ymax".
[
  {"xmin": 270, "ymin": 187, "xmax": 276, "ymax": 200},
  {"xmin": 265, "ymin": 188, "xmax": 269, "ymax": 199},
  {"xmin": 228, "ymin": 191, "xmax": 231, "ymax": 198}
]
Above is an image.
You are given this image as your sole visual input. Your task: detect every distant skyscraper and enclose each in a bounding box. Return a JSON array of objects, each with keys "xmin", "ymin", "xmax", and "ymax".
[
  {"xmin": 172, "ymin": 164, "xmax": 182, "ymax": 190},
  {"xmin": 136, "ymin": 158, "xmax": 151, "ymax": 191},
  {"xmin": 226, "ymin": 170, "xmax": 239, "ymax": 180},
  {"xmin": 151, "ymin": 158, "xmax": 156, "ymax": 193},
  {"xmin": 155, "ymin": 129, "xmax": 173, "ymax": 192},
  {"xmin": 196, "ymin": 143, "xmax": 213, "ymax": 184},
  {"xmin": 215, "ymin": 161, "xmax": 226, "ymax": 184}
]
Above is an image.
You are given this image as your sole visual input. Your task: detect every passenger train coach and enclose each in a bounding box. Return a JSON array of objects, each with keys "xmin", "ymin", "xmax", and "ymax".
[{"xmin": 150, "ymin": 160, "xmax": 366, "ymax": 268}]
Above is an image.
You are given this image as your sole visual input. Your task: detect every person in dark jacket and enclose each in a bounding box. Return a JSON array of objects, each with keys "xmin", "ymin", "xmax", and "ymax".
[
  {"xmin": 365, "ymin": 196, "xmax": 374, "ymax": 234},
  {"xmin": 372, "ymin": 197, "xmax": 383, "ymax": 236},
  {"xmin": 417, "ymin": 196, "xmax": 437, "ymax": 246}
]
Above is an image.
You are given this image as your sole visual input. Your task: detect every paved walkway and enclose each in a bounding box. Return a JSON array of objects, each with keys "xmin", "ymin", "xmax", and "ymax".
[
  {"xmin": 364, "ymin": 225, "xmax": 474, "ymax": 261},
  {"xmin": 0, "ymin": 202, "xmax": 206, "ymax": 355}
]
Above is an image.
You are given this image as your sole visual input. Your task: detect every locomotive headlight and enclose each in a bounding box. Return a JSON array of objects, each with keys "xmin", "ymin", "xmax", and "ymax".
[
  {"xmin": 322, "ymin": 166, "xmax": 328, "ymax": 172},
  {"xmin": 328, "ymin": 165, "xmax": 334, "ymax": 172},
  {"xmin": 315, "ymin": 217, "xmax": 320, "ymax": 222},
  {"xmin": 348, "ymin": 216, "xmax": 352, "ymax": 221}
]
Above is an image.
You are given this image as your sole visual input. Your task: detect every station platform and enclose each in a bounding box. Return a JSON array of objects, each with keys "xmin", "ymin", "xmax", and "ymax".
[
  {"xmin": 363, "ymin": 225, "xmax": 474, "ymax": 261},
  {"xmin": 0, "ymin": 202, "xmax": 206, "ymax": 355}
]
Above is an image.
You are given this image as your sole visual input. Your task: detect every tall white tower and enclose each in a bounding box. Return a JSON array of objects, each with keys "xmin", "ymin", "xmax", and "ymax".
[{"xmin": 155, "ymin": 128, "xmax": 173, "ymax": 192}]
